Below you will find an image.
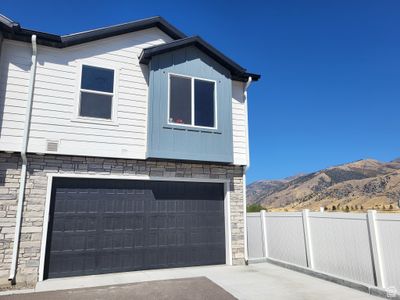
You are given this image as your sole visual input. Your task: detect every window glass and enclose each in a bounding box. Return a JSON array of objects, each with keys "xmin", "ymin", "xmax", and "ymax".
[
  {"xmin": 81, "ymin": 65, "xmax": 114, "ymax": 93},
  {"xmin": 80, "ymin": 92, "xmax": 112, "ymax": 119},
  {"xmin": 169, "ymin": 75, "xmax": 191, "ymax": 125},
  {"xmin": 79, "ymin": 65, "xmax": 114, "ymax": 120},
  {"xmin": 194, "ymin": 79, "xmax": 215, "ymax": 127}
]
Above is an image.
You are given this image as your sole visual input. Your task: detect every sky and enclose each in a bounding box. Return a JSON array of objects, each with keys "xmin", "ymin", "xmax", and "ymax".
[{"xmin": 1, "ymin": 0, "xmax": 399, "ymax": 183}]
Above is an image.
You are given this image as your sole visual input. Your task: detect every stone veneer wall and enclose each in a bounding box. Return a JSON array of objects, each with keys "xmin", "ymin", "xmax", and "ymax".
[{"xmin": 0, "ymin": 152, "xmax": 245, "ymax": 285}]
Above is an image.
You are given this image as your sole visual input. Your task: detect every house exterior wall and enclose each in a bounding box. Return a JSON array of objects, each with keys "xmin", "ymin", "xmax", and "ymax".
[
  {"xmin": 0, "ymin": 32, "xmax": 3, "ymax": 64},
  {"xmin": 0, "ymin": 33, "xmax": 249, "ymax": 165},
  {"xmin": 0, "ymin": 152, "xmax": 245, "ymax": 285},
  {"xmin": 232, "ymin": 80, "xmax": 249, "ymax": 166},
  {"xmin": 0, "ymin": 28, "xmax": 173, "ymax": 160},
  {"xmin": 147, "ymin": 46, "xmax": 233, "ymax": 163}
]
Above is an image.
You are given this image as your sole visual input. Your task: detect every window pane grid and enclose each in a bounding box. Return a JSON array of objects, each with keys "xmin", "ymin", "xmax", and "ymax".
[
  {"xmin": 81, "ymin": 65, "xmax": 114, "ymax": 93},
  {"xmin": 194, "ymin": 79, "xmax": 215, "ymax": 127},
  {"xmin": 80, "ymin": 88, "xmax": 113, "ymax": 96},
  {"xmin": 169, "ymin": 74, "xmax": 216, "ymax": 129},
  {"xmin": 80, "ymin": 92, "xmax": 112, "ymax": 119},
  {"xmin": 79, "ymin": 65, "xmax": 114, "ymax": 120},
  {"xmin": 169, "ymin": 75, "xmax": 192, "ymax": 125}
]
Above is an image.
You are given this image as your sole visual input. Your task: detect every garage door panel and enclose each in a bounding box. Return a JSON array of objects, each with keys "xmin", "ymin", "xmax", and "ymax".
[
  {"xmin": 48, "ymin": 253, "xmax": 94, "ymax": 277},
  {"xmin": 158, "ymin": 229, "xmax": 168, "ymax": 246},
  {"xmin": 133, "ymin": 249, "xmax": 145, "ymax": 268},
  {"xmin": 146, "ymin": 230, "xmax": 158, "ymax": 247},
  {"xmin": 52, "ymin": 233, "xmax": 93, "ymax": 252},
  {"xmin": 123, "ymin": 233, "xmax": 134, "ymax": 248},
  {"xmin": 45, "ymin": 178, "xmax": 225, "ymax": 279},
  {"xmin": 134, "ymin": 231, "xmax": 145, "ymax": 248}
]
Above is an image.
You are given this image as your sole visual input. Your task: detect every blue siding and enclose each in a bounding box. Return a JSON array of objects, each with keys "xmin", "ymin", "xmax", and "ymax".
[{"xmin": 147, "ymin": 46, "xmax": 233, "ymax": 163}]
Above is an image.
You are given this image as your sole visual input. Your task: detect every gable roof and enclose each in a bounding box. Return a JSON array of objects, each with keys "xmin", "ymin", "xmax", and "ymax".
[
  {"xmin": 0, "ymin": 15, "xmax": 186, "ymax": 47},
  {"xmin": 139, "ymin": 36, "xmax": 260, "ymax": 82},
  {"xmin": 0, "ymin": 14, "xmax": 259, "ymax": 81},
  {"xmin": 0, "ymin": 14, "xmax": 19, "ymax": 29}
]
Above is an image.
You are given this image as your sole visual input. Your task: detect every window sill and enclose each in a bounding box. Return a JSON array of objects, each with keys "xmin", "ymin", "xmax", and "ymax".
[
  {"xmin": 71, "ymin": 117, "xmax": 119, "ymax": 127},
  {"xmin": 163, "ymin": 124, "xmax": 222, "ymax": 134}
]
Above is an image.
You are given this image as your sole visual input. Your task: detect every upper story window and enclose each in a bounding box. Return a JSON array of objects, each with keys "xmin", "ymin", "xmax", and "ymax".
[
  {"xmin": 169, "ymin": 74, "xmax": 216, "ymax": 128},
  {"xmin": 79, "ymin": 65, "xmax": 114, "ymax": 119}
]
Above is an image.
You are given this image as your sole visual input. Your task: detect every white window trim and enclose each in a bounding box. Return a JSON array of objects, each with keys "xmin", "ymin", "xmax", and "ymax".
[
  {"xmin": 167, "ymin": 73, "xmax": 218, "ymax": 130},
  {"xmin": 72, "ymin": 62, "xmax": 119, "ymax": 126}
]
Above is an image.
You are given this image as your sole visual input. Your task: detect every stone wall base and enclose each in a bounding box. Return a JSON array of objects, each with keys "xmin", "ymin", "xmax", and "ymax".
[{"xmin": 0, "ymin": 153, "xmax": 245, "ymax": 285}]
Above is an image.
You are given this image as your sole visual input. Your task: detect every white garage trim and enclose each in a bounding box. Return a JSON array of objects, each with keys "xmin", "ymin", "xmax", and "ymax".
[
  {"xmin": 38, "ymin": 173, "xmax": 232, "ymax": 281},
  {"xmin": 39, "ymin": 175, "xmax": 53, "ymax": 282}
]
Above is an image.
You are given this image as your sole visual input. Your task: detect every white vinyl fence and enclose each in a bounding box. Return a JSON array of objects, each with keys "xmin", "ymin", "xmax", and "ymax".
[{"xmin": 247, "ymin": 210, "xmax": 400, "ymax": 292}]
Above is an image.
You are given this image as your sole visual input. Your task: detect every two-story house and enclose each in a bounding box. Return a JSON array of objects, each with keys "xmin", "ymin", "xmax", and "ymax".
[{"xmin": 0, "ymin": 14, "xmax": 259, "ymax": 285}]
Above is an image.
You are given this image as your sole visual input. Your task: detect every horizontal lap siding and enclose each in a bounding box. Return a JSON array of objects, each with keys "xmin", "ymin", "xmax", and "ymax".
[
  {"xmin": 0, "ymin": 41, "xmax": 29, "ymax": 151},
  {"xmin": 0, "ymin": 29, "xmax": 173, "ymax": 158},
  {"xmin": 232, "ymin": 81, "xmax": 248, "ymax": 165}
]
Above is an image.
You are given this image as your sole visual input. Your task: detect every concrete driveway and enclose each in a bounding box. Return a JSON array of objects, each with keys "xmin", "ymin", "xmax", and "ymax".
[
  {"xmin": 0, "ymin": 277, "xmax": 235, "ymax": 300},
  {"xmin": 1, "ymin": 263, "xmax": 382, "ymax": 300}
]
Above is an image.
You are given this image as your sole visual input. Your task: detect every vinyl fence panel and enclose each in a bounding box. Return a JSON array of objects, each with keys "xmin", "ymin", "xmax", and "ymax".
[
  {"xmin": 308, "ymin": 212, "xmax": 375, "ymax": 285},
  {"xmin": 376, "ymin": 214, "xmax": 400, "ymax": 291},
  {"xmin": 247, "ymin": 210, "xmax": 400, "ymax": 294},
  {"xmin": 264, "ymin": 212, "xmax": 307, "ymax": 267},
  {"xmin": 247, "ymin": 212, "xmax": 264, "ymax": 259}
]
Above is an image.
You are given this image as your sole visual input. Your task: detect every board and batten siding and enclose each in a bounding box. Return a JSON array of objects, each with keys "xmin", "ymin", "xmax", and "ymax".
[
  {"xmin": 0, "ymin": 29, "xmax": 249, "ymax": 165},
  {"xmin": 147, "ymin": 46, "xmax": 234, "ymax": 163}
]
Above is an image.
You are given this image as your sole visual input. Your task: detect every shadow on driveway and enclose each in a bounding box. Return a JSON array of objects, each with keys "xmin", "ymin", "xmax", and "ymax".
[{"xmin": 0, "ymin": 277, "xmax": 236, "ymax": 300}]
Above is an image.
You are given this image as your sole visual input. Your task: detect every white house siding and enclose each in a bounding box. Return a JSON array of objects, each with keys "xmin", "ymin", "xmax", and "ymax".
[
  {"xmin": 0, "ymin": 39, "xmax": 30, "ymax": 151},
  {"xmin": 232, "ymin": 80, "xmax": 249, "ymax": 166},
  {"xmin": 0, "ymin": 28, "xmax": 173, "ymax": 160},
  {"xmin": 0, "ymin": 31, "xmax": 249, "ymax": 166}
]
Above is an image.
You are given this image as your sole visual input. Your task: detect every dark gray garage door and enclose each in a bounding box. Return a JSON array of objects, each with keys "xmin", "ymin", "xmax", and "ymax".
[{"xmin": 44, "ymin": 178, "xmax": 225, "ymax": 279}]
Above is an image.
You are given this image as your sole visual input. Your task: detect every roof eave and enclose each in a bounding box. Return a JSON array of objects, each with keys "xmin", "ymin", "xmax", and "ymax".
[
  {"xmin": 59, "ymin": 17, "xmax": 186, "ymax": 47},
  {"xmin": 0, "ymin": 16, "xmax": 186, "ymax": 48},
  {"xmin": 139, "ymin": 36, "xmax": 260, "ymax": 82},
  {"xmin": 0, "ymin": 14, "xmax": 260, "ymax": 82},
  {"xmin": 232, "ymin": 73, "xmax": 261, "ymax": 82}
]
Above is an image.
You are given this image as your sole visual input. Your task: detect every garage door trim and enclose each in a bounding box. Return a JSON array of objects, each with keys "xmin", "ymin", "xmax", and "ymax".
[{"xmin": 38, "ymin": 174, "xmax": 232, "ymax": 281}]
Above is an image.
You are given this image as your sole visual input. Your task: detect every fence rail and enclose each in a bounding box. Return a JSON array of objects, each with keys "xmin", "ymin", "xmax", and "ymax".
[{"xmin": 247, "ymin": 210, "xmax": 400, "ymax": 292}]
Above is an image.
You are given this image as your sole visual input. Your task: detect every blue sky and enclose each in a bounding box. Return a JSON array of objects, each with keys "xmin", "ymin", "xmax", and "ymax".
[{"xmin": 1, "ymin": 1, "xmax": 399, "ymax": 183}]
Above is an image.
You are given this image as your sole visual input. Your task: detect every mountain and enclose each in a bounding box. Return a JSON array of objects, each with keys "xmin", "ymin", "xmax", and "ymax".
[{"xmin": 247, "ymin": 158, "xmax": 400, "ymax": 211}]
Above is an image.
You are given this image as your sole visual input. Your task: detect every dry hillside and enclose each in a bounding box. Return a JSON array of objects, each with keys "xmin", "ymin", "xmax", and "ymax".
[{"xmin": 247, "ymin": 158, "xmax": 400, "ymax": 212}]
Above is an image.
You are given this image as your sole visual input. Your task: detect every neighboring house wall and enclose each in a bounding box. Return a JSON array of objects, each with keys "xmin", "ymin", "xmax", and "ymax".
[
  {"xmin": 0, "ymin": 152, "xmax": 245, "ymax": 284},
  {"xmin": 0, "ymin": 32, "xmax": 250, "ymax": 166},
  {"xmin": 147, "ymin": 46, "xmax": 233, "ymax": 163},
  {"xmin": 0, "ymin": 28, "xmax": 173, "ymax": 160}
]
